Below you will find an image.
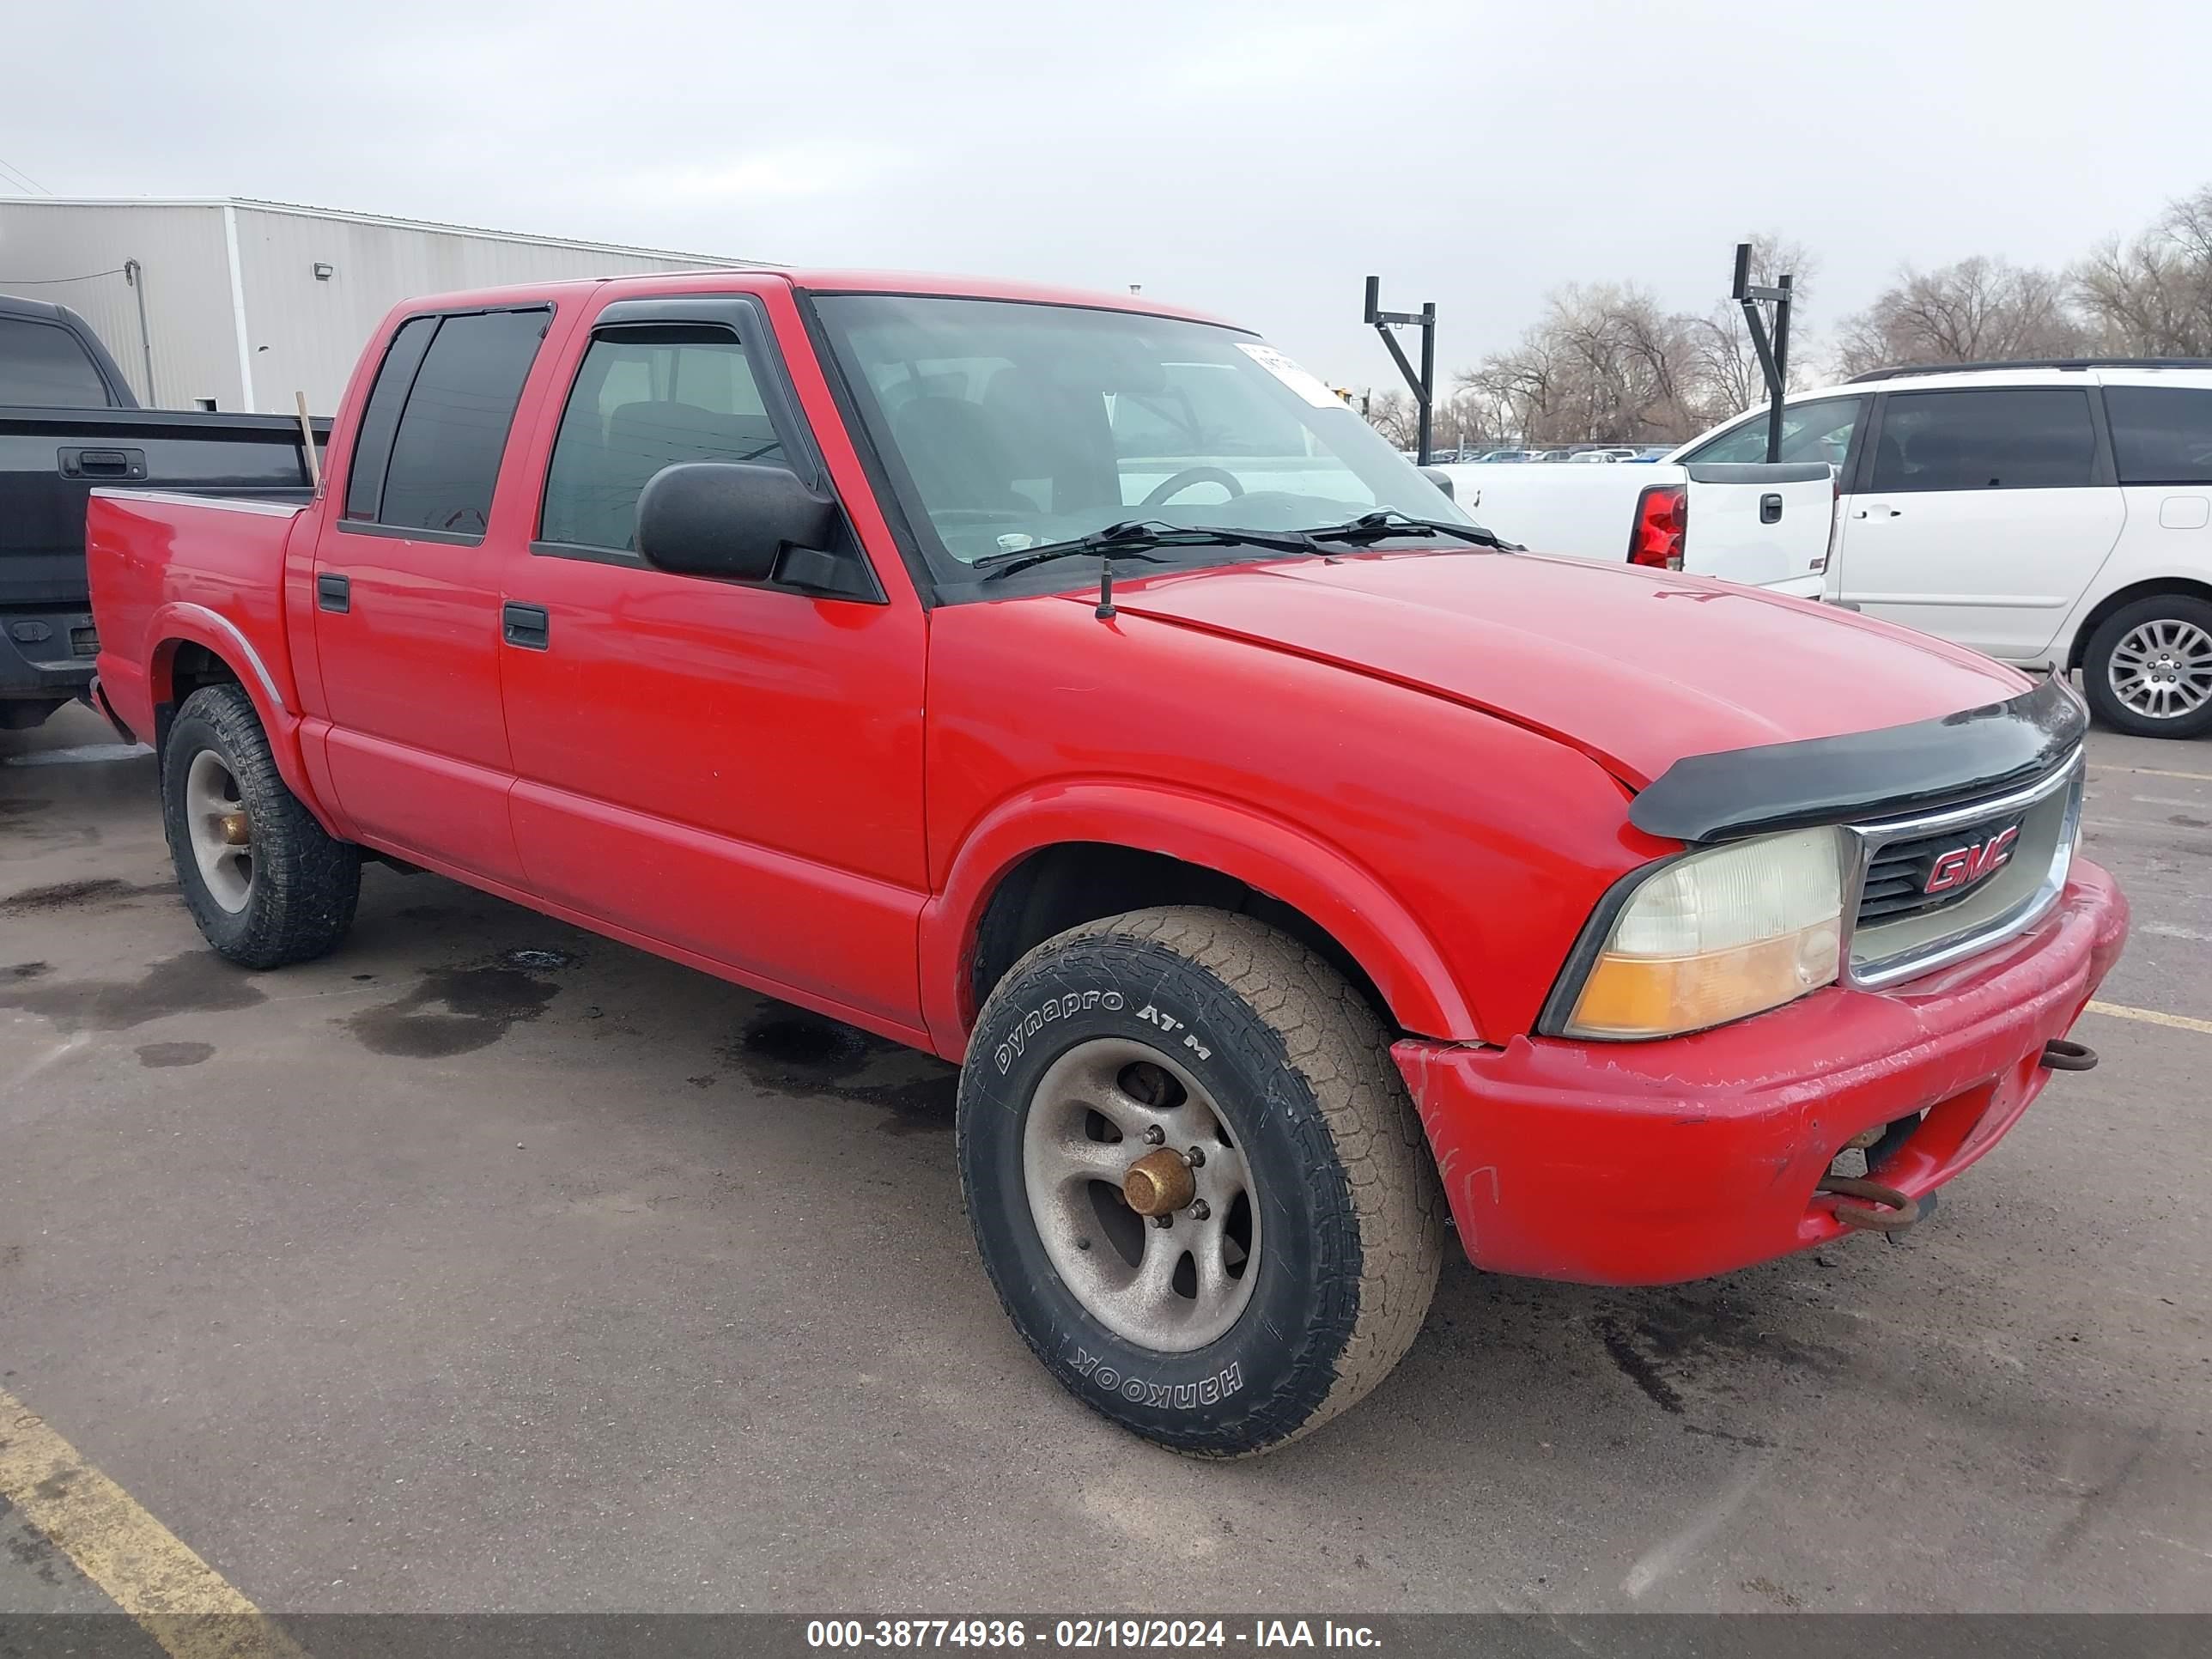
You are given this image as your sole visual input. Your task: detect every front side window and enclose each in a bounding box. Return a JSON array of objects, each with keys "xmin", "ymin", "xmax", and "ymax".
[
  {"xmin": 2106, "ymin": 386, "xmax": 2212, "ymax": 485},
  {"xmin": 362, "ymin": 308, "xmax": 549, "ymax": 538},
  {"xmin": 1682, "ymin": 396, "xmax": 1865, "ymax": 469},
  {"xmin": 0, "ymin": 317, "xmax": 114, "ymax": 407},
  {"xmin": 539, "ymin": 325, "xmax": 785, "ymax": 551},
  {"xmin": 811, "ymin": 295, "xmax": 1465, "ymax": 576},
  {"xmin": 1869, "ymin": 387, "xmax": 2097, "ymax": 492}
]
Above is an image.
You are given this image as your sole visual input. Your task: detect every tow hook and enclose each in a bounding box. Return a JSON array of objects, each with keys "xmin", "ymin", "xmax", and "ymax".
[
  {"xmin": 2040, "ymin": 1038, "xmax": 2098, "ymax": 1073},
  {"xmin": 1816, "ymin": 1174, "xmax": 1922, "ymax": 1233}
]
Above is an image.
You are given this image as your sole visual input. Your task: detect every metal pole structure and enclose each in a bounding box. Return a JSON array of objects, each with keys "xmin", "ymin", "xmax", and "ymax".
[
  {"xmin": 1768, "ymin": 273, "xmax": 1792, "ymax": 465},
  {"xmin": 1732, "ymin": 242, "xmax": 1796, "ymax": 464},
  {"xmin": 123, "ymin": 258, "xmax": 155, "ymax": 405},
  {"xmin": 1364, "ymin": 275, "xmax": 1438, "ymax": 465},
  {"xmin": 1418, "ymin": 301, "xmax": 1437, "ymax": 464}
]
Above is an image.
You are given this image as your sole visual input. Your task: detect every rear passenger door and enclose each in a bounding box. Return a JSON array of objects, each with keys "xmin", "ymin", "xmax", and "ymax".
[
  {"xmin": 1832, "ymin": 386, "xmax": 2122, "ymax": 661},
  {"xmin": 310, "ymin": 306, "xmax": 552, "ymax": 881},
  {"xmin": 495, "ymin": 295, "xmax": 929, "ymax": 1033}
]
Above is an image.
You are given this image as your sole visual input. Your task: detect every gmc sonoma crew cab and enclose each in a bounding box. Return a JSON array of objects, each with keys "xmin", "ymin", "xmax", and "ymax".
[{"xmin": 87, "ymin": 270, "xmax": 2129, "ymax": 1456}]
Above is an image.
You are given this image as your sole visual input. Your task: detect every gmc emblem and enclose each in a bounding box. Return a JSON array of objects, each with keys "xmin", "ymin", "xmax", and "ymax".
[{"xmin": 1925, "ymin": 826, "xmax": 2020, "ymax": 895}]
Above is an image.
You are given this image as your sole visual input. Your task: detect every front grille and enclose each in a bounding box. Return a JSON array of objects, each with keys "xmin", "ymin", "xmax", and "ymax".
[
  {"xmin": 1844, "ymin": 751, "xmax": 2082, "ymax": 989},
  {"xmin": 1856, "ymin": 811, "xmax": 2027, "ymax": 927}
]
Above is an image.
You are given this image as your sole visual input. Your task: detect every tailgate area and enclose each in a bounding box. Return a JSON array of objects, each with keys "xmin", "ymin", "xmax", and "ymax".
[{"xmin": 1681, "ymin": 460, "xmax": 1835, "ymax": 590}]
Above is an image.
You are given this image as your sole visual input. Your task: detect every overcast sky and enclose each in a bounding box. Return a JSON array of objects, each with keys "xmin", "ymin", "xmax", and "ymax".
[{"xmin": 4, "ymin": 0, "xmax": 2209, "ymax": 389}]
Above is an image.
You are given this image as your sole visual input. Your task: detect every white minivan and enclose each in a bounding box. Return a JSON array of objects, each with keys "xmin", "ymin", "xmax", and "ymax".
[{"xmin": 1673, "ymin": 361, "xmax": 2212, "ymax": 738}]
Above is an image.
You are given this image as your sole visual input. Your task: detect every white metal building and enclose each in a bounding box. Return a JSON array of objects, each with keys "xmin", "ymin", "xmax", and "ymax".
[{"xmin": 0, "ymin": 198, "xmax": 752, "ymax": 413}]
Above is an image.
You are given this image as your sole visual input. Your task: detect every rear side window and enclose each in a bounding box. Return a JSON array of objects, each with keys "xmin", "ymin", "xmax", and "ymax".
[
  {"xmin": 0, "ymin": 317, "xmax": 114, "ymax": 407},
  {"xmin": 2105, "ymin": 386, "xmax": 2212, "ymax": 485},
  {"xmin": 342, "ymin": 315, "xmax": 436, "ymax": 520},
  {"xmin": 1682, "ymin": 397, "xmax": 1865, "ymax": 468},
  {"xmin": 349, "ymin": 308, "xmax": 549, "ymax": 538},
  {"xmin": 538, "ymin": 324, "xmax": 786, "ymax": 552},
  {"xmin": 1870, "ymin": 388, "xmax": 2097, "ymax": 492}
]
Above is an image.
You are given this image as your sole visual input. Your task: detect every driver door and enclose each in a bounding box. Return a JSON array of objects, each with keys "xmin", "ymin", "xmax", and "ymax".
[{"xmin": 495, "ymin": 293, "xmax": 931, "ymax": 1033}]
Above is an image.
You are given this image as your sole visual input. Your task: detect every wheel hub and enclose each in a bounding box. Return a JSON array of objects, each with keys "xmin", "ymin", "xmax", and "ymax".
[
  {"xmin": 183, "ymin": 748, "xmax": 255, "ymax": 915},
  {"xmin": 1121, "ymin": 1147, "xmax": 1196, "ymax": 1217},
  {"xmin": 2110, "ymin": 617, "xmax": 2212, "ymax": 720},
  {"xmin": 1020, "ymin": 1037, "xmax": 1261, "ymax": 1352}
]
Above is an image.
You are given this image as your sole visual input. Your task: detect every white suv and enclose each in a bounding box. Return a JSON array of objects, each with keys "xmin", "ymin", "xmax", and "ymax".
[{"xmin": 1672, "ymin": 360, "xmax": 2212, "ymax": 739}]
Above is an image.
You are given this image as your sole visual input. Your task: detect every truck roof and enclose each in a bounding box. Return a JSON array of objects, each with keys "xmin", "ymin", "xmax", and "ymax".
[{"xmin": 384, "ymin": 267, "xmax": 1238, "ymax": 331}]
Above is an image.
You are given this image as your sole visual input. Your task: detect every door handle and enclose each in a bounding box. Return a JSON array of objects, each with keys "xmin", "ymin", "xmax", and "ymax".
[
  {"xmin": 315, "ymin": 572, "xmax": 349, "ymax": 613},
  {"xmin": 58, "ymin": 446, "xmax": 148, "ymax": 480},
  {"xmin": 1759, "ymin": 492, "xmax": 1784, "ymax": 524},
  {"xmin": 502, "ymin": 601, "xmax": 550, "ymax": 650},
  {"xmin": 1852, "ymin": 503, "xmax": 1903, "ymax": 520}
]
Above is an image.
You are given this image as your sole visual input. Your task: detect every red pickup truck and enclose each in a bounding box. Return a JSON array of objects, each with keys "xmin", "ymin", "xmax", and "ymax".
[{"xmin": 87, "ymin": 270, "xmax": 2128, "ymax": 1456}]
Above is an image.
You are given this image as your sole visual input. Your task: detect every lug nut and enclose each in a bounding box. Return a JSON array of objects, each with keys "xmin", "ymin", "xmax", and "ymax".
[
  {"xmin": 1151, "ymin": 1213, "xmax": 1173, "ymax": 1229},
  {"xmin": 1184, "ymin": 1146, "xmax": 1206, "ymax": 1168},
  {"xmin": 1188, "ymin": 1199, "xmax": 1211, "ymax": 1221},
  {"xmin": 1141, "ymin": 1125, "xmax": 1165, "ymax": 1145}
]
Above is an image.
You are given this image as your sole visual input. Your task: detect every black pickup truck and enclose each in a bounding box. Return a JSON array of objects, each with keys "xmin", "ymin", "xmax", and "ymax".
[{"xmin": 0, "ymin": 295, "xmax": 328, "ymax": 729}]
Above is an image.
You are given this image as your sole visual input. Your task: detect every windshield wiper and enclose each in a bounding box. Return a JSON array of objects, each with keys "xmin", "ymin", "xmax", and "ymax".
[
  {"xmin": 1295, "ymin": 510, "xmax": 1521, "ymax": 551},
  {"xmin": 975, "ymin": 520, "xmax": 1315, "ymax": 581}
]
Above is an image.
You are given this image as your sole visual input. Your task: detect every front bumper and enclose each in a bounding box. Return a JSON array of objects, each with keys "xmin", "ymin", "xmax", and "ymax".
[{"xmin": 1395, "ymin": 860, "xmax": 2129, "ymax": 1285}]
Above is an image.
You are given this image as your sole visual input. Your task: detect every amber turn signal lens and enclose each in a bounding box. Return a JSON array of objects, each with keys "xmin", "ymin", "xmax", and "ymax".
[{"xmin": 1561, "ymin": 828, "xmax": 1844, "ymax": 1040}]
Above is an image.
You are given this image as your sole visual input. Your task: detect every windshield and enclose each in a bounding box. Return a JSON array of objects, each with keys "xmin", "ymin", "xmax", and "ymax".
[{"xmin": 811, "ymin": 295, "xmax": 1469, "ymax": 575}]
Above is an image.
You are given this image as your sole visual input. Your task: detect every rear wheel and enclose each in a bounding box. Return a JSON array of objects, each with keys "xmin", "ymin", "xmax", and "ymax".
[
  {"xmin": 958, "ymin": 907, "xmax": 1443, "ymax": 1456},
  {"xmin": 2082, "ymin": 594, "xmax": 2212, "ymax": 738},
  {"xmin": 161, "ymin": 684, "xmax": 361, "ymax": 968}
]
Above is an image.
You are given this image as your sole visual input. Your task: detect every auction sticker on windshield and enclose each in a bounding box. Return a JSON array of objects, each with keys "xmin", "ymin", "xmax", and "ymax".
[{"xmin": 1237, "ymin": 342, "xmax": 1341, "ymax": 408}]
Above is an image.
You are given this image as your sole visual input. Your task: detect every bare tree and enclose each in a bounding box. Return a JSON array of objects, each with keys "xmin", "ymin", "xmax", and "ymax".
[
  {"xmin": 1834, "ymin": 257, "xmax": 2089, "ymax": 375},
  {"xmin": 2072, "ymin": 185, "xmax": 2212, "ymax": 355},
  {"xmin": 1364, "ymin": 388, "xmax": 1419, "ymax": 448}
]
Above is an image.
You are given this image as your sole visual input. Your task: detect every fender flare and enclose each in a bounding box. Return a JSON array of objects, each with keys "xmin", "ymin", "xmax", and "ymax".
[
  {"xmin": 145, "ymin": 603, "xmax": 341, "ymax": 836},
  {"xmin": 919, "ymin": 781, "xmax": 1484, "ymax": 1059}
]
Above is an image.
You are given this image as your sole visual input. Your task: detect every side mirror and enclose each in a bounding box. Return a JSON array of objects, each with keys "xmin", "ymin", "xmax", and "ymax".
[
  {"xmin": 636, "ymin": 462, "xmax": 839, "ymax": 583},
  {"xmin": 1418, "ymin": 465, "xmax": 1455, "ymax": 501}
]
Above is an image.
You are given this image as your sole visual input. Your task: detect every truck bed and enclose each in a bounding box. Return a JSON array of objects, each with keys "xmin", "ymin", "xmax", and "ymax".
[{"xmin": 85, "ymin": 489, "xmax": 313, "ymax": 754}]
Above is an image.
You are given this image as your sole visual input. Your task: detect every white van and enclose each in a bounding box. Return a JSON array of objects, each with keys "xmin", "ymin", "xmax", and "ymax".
[{"xmin": 1673, "ymin": 360, "xmax": 2212, "ymax": 739}]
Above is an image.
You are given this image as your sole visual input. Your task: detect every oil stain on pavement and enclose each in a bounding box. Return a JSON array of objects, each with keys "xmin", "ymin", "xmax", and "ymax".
[
  {"xmin": 135, "ymin": 1041, "xmax": 215, "ymax": 1068},
  {"xmin": 346, "ymin": 962, "xmax": 562, "ymax": 1058},
  {"xmin": 0, "ymin": 951, "xmax": 264, "ymax": 1034},
  {"xmin": 725, "ymin": 1006, "xmax": 957, "ymax": 1134}
]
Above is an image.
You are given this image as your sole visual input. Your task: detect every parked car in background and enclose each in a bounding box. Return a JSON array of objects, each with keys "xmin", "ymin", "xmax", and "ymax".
[
  {"xmin": 1673, "ymin": 361, "xmax": 2212, "ymax": 738},
  {"xmin": 0, "ymin": 294, "xmax": 327, "ymax": 729},
  {"xmin": 88, "ymin": 268, "xmax": 2124, "ymax": 1456}
]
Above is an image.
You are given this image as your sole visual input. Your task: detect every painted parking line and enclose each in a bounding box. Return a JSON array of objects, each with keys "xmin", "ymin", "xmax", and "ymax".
[
  {"xmin": 2085, "ymin": 1000, "xmax": 2212, "ymax": 1037},
  {"xmin": 0, "ymin": 1386, "xmax": 304, "ymax": 1659},
  {"xmin": 0, "ymin": 743, "xmax": 152, "ymax": 768},
  {"xmin": 2089, "ymin": 764, "xmax": 2212, "ymax": 784}
]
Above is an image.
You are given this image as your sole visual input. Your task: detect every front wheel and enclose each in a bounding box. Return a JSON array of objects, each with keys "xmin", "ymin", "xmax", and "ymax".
[
  {"xmin": 161, "ymin": 684, "xmax": 362, "ymax": 969},
  {"xmin": 2082, "ymin": 594, "xmax": 2212, "ymax": 738},
  {"xmin": 958, "ymin": 908, "xmax": 1443, "ymax": 1456}
]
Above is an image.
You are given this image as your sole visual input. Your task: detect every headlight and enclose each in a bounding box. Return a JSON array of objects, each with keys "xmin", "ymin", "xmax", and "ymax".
[{"xmin": 1559, "ymin": 828, "xmax": 1844, "ymax": 1040}]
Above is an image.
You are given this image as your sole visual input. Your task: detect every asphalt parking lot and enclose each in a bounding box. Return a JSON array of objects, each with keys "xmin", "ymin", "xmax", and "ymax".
[{"xmin": 2, "ymin": 702, "xmax": 2208, "ymax": 1620}]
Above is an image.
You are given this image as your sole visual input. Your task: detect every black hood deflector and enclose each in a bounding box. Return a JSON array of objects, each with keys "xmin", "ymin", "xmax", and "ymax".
[{"xmin": 1629, "ymin": 676, "xmax": 2085, "ymax": 844}]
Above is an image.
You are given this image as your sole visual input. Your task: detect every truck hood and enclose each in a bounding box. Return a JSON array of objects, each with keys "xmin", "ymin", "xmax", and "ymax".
[{"xmin": 1103, "ymin": 550, "xmax": 2030, "ymax": 789}]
